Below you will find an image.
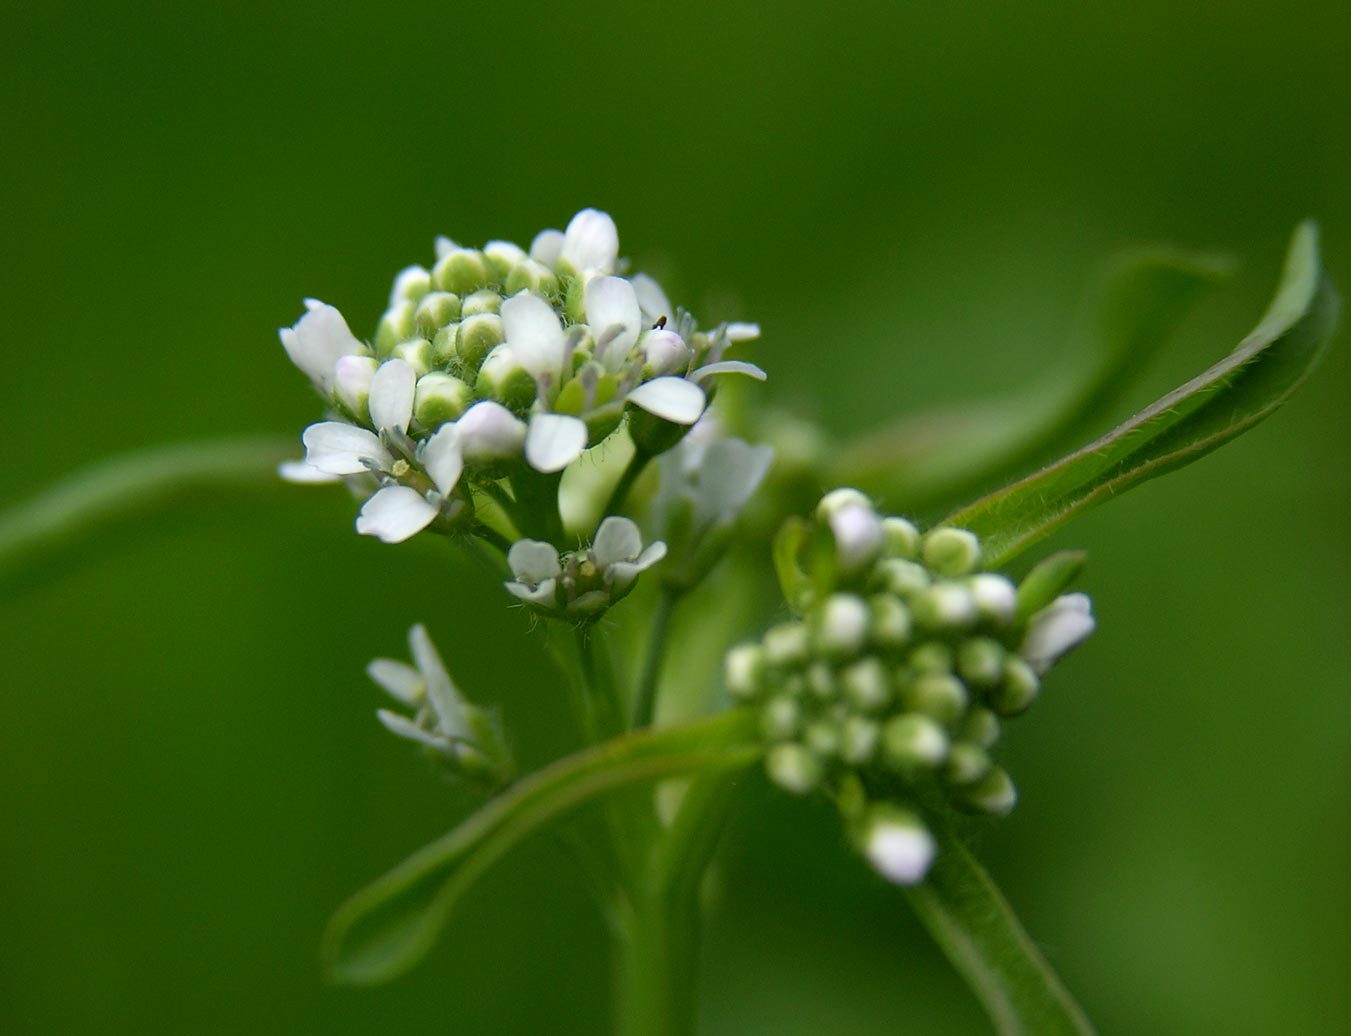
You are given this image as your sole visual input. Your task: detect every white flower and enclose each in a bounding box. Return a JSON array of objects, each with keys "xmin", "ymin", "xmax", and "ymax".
[
  {"xmin": 592, "ymin": 516, "xmax": 666, "ymax": 591},
  {"xmin": 501, "ymin": 292, "xmax": 566, "ymax": 382},
  {"xmin": 503, "ymin": 517, "xmax": 666, "ymax": 619},
  {"xmin": 585, "ymin": 276, "xmax": 642, "ymax": 372},
  {"xmin": 560, "ymin": 208, "xmax": 619, "ymax": 274},
  {"xmin": 1020, "ymin": 593, "xmax": 1095, "ymax": 674},
  {"xmin": 504, "ymin": 540, "xmax": 563, "ymax": 606},
  {"xmin": 279, "ymin": 299, "xmax": 368, "ymax": 391}
]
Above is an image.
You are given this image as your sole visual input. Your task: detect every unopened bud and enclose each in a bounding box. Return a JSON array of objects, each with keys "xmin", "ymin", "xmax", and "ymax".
[
  {"xmin": 475, "ymin": 346, "xmax": 538, "ymax": 411},
  {"xmin": 505, "ymin": 259, "xmax": 560, "ymax": 297},
  {"xmin": 956, "ymin": 638, "xmax": 1006, "ymax": 689},
  {"xmin": 761, "ymin": 696, "xmax": 800, "ymax": 740},
  {"xmin": 944, "ymin": 742, "xmax": 993, "ymax": 786},
  {"xmin": 392, "ymin": 337, "xmax": 434, "ymax": 377},
  {"xmin": 861, "ymin": 806, "xmax": 936, "ymax": 885},
  {"xmin": 912, "ymin": 582, "xmax": 978, "ymax": 633},
  {"xmin": 877, "ymin": 558, "xmax": 931, "ymax": 597},
  {"xmin": 960, "ymin": 766, "xmax": 1017, "ymax": 816},
  {"xmin": 922, "ymin": 527, "xmax": 982, "ymax": 577},
  {"xmin": 462, "ymin": 289, "xmax": 503, "ymax": 317},
  {"xmin": 814, "ymin": 594, "xmax": 871, "ymax": 659},
  {"xmin": 840, "ymin": 716, "xmax": 880, "ymax": 765},
  {"xmin": 882, "ymin": 713, "xmax": 949, "ymax": 769},
  {"xmin": 375, "ymin": 300, "xmax": 417, "ymax": 354},
  {"xmin": 902, "ymin": 673, "xmax": 968, "ymax": 726},
  {"xmin": 414, "ymin": 291, "xmax": 462, "ymax": 337},
  {"xmin": 869, "ymin": 595, "xmax": 912, "ymax": 650},
  {"xmin": 433, "ymin": 248, "xmax": 491, "ymax": 295},
  {"xmin": 763, "ymin": 622, "xmax": 810, "ymax": 669},
  {"xmin": 960, "ymin": 707, "xmax": 1001, "ymax": 748},
  {"xmin": 456, "ymin": 313, "xmax": 505, "ymax": 371},
  {"xmin": 414, "ymin": 373, "xmax": 473, "ymax": 428},
  {"xmin": 991, "ymin": 657, "xmax": 1039, "ymax": 716},
  {"xmin": 969, "ymin": 573, "xmax": 1017, "ymax": 627},
  {"xmin": 882, "ymin": 516, "xmax": 920, "ymax": 559},
  {"xmin": 724, "ymin": 643, "xmax": 767, "ymax": 701},
  {"xmin": 840, "ymin": 657, "xmax": 891, "ymax": 712},
  {"xmin": 766, "ymin": 743, "xmax": 822, "ymax": 795}
]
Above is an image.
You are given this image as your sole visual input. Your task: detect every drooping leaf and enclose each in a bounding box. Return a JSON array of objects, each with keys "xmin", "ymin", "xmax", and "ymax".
[
  {"xmin": 323, "ymin": 710, "xmax": 759, "ymax": 986},
  {"xmin": 831, "ymin": 247, "xmax": 1231, "ymax": 511},
  {"xmin": 944, "ymin": 222, "xmax": 1339, "ymax": 566},
  {"xmin": 904, "ymin": 820, "xmax": 1097, "ymax": 1036}
]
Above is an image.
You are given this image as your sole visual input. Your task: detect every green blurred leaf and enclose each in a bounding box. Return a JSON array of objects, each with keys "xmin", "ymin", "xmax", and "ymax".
[
  {"xmin": 905, "ymin": 820, "xmax": 1096, "ymax": 1036},
  {"xmin": 831, "ymin": 247, "xmax": 1231, "ymax": 511},
  {"xmin": 323, "ymin": 710, "xmax": 759, "ymax": 986},
  {"xmin": 944, "ymin": 221, "xmax": 1339, "ymax": 566}
]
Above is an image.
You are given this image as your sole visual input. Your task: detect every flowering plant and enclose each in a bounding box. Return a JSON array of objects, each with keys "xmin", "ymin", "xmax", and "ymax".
[{"xmin": 3, "ymin": 209, "xmax": 1337, "ymax": 1035}]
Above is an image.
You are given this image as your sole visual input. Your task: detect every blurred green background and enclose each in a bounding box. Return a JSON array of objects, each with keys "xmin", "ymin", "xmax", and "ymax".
[{"xmin": 2, "ymin": 1, "xmax": 1347, "ymax": 1033}]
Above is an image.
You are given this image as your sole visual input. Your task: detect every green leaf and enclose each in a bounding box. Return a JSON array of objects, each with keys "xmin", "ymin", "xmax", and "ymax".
[
  {"xmin": 945, "ymin": 222, "xmax": 1339, "ymax": 567},
  {"xmin": 905, "ymin": 819, "xmax": 1097, "ymax": 1036},
  {"xmin": 323, "ymin": 710, "xmax": 760, "ymax": 986},
  {"xmin": 831, "ymin": 247, "xmax": 1231, "ymax": 511}
]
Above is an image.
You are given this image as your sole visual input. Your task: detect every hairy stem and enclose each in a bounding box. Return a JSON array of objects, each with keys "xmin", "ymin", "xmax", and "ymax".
[{"xmin": 631, "ymin": 588, "xmax": 680, "ymax": 729}]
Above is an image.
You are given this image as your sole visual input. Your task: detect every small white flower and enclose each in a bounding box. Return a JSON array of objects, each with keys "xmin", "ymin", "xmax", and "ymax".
[
  {"xmin": 1020, "ymin": 593, "xmax": 1095, "ymax": 674},
  {"xmin": 585, "ymin": 275, "xmax": 642, "ymax": 372},
  {"xmin": 505, "ymin": 540, "xmax": 563, "ymax": 606},
  {"xmin": 504, "ymin": 517, "xmax": 666, "ymax": 618},
  {"xmin": 279, "ymin": 299, "xmax": 368, "ymax": 391},
  {"xmin": 593, "ymin": 516, "xmax": 667, "ymax": 591},
  {"xmin": 561, "ymin": 208, "xmax": 619, "ymax": 274}
]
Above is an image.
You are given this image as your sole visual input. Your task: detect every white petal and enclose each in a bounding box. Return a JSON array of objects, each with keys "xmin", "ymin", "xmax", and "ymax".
[
  {"xmin": 529, "ymin": 229, "xmax": 565, "ymax": 267},
  {"xmin": 334, "ymin": 355, "xmax": 378, "ymax": 414},
  {"xmin": 724, "ymin": 322, "xmax": 760, "ymax": 342},
  {"xmin": 630, "ymin": 273, "xmax": 673, "ymax": 324},
  {"xmin": 507, "ymin": 539, "xmax": 563, "ymax": 583},
  {"xmin": 355, "ymin": 486, "xmax": 438, "ymax": 544},
  {"xmin": 626, "ymin": 377, "xmax": 707, "ymax": 425},
  {"xmin": 1021, "ymin": 593, "xmax": 1095, "ymax": 674},
  {"xmin": 525, "ymin": 413, "xmax": 589, "ymax": 474},
  {"xmin": 366, "ymin": 659, "xmax": 424, "ymax": 706},
  {"xmin": 302, "ymin": 421, "xmax": 391, "ymax": 475},
  {"xmin": 692, "ymin": 360, "xmax": 767, "ymax": 381},
  {"xmin": 455, "ymin": 401, "xmax": 527, "ymax": 462},
  {"xmin": 505, "ymin": 577, "xmax": 558, "ymax": 606},
  {"xmin": 421, "ymin": 424, "xmax": 464, "ymax": 495},
  {"xmin": 278, "ymin": 459, "xmax": 342, "ymax": 484},
  {"xmin": 280, "ymin": 300, "xmax": 366, "ymax": 390},
  {"xmin": 562, "ymin": 208, "xmax": 619, "ymax": 274},
  {"xmin": 369, "ymin": 359, "xmax": 416, "ymax": 433},
  {"xmin": 408, "ymin": 624, "xmax": 469, "ymax": 739},
  {"xmin": 696, "ymin": 440, "xmax": 775, "ymax": 525},
  {"xmin": 593, "ymin": 515, "xmax": 643, "ymax": 565},
  {"xmin": 501, "ymin": 292, "xmax": 566, "ymax": 380},
  {"xmin": 585, "ymin": 276, "xmax": 642, "ymax": 372},
  {"xmin": 865, "ymin": 818, "xmax": 936, "ymax": 885},
  {"xmin": 376, "ymin": 709, "xmax": 448, "ymax": 752},
  {"xmin": 434, "ymin": 235, "xmax": 458, "ymax": 259}
]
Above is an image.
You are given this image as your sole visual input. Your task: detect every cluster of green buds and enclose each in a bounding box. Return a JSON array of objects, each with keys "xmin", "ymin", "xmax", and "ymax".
[
  {"xmin": 723, "ymin": 489, "xmax": 1095, "ymax": 884},
  {"xmin": 279, "ymin": 208, "xmax": 764, "ymax": 545},
  {"xmin": 367, "ymin": 624, "xmax": 512, "ymax": 789}
]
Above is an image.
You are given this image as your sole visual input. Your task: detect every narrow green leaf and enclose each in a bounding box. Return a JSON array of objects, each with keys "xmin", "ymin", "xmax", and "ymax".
[
  {"xmin": 945, "ymin": 222, "xmax": 1339, "ymax": 566},
  {"xmin": 323, "ymin": 710, "xmax": 760, "ymax": 986},
  {"xmin": 0, "ymin": 437, "xmax": 297, "ymax": 587},
  {"xmin": 831, "ymin": 248, "xmax": 1230, "ymax": 511},
  {"xmin": 905, "ymin": 820, "xmax": 1097, "ymax": 1036}
]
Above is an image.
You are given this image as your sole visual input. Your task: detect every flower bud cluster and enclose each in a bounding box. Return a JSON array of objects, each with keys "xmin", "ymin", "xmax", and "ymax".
[
  {"xmin": 280, "ymin": 209, "xmax": 765, "ymax": 544},
  {"xmin": 724, "ymin": 489, "xmax": 1095, "ymax": 884}
]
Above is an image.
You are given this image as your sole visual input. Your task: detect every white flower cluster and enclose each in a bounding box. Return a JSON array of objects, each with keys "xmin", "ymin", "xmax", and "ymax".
[
  {"xmin": 279, "ymin": 209, "xmax": 764, "ymax": 544},
  {"xmin": 724, "ymin": 489, "xmax": 1095, "ymax": 885}
]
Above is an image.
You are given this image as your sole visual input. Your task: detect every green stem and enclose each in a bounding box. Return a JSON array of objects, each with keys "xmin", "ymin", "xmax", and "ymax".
[
  {"xmin": 600, "ymin": 449, "xmax": 652, "ymax": 526},
  {"xmin": 631, "ymin": 588, "xmax": 679, "ymax": 730},
  {"xmin": 904, "ymin": 820, "xmax": 1097, "ymax": 1036},
  {"xmin": 0, "ymin": 436, "xmax": 294, "ymax": 585},
  {"xmin": 578, "ymin": 626, "xmax": 626, "ymax": 737}
]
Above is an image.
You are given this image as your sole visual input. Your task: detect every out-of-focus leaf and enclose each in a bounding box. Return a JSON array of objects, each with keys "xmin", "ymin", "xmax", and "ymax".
[
  {"xmin": 831, "ymin": 248, "xmax": 1232, "ymax": 511},
  {"xmin": 904, "ymin": 820, "xmax": 1097, "ymax": 1036},
  {"xmin": 323, "ymin": 710, "xmax": 759, "ymax": 986},
  {"xmin": 944, "ymin": 222, "xmax": 1339, "ymax": 567}
]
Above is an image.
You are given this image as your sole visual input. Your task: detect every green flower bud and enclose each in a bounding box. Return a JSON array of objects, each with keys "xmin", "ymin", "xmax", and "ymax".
[
  {"xmin": 390, "ymin": 265, "xmax": 432, "ymax": 304},
  {"xmin": 912, "ymin": 581, "xmax": 978, "ymax": 633},
  {"xmin": 957, "ymin": 637, "xmax": 1006, "ymax": 689},
  {"xmin": 960, "ymin": 766, "xmax": 1017, "ymax": 816},
  {"xmin": 761, "ymin": 696, "xmax": 800, "ymax": 741},
  {"xmin": 869, "ymin": 594, "xmax": 912, "ymax": 650},
  {"xmin": 813, "ymin": 593, "xmax": 871, "ymax": 659},
  {"xmin": 461, "ymin": 288, "xmax": 503, "ymax": 316},
  {"xmin": 959, "ymin": 707, "xmax": 1001, "ymax": 748},
  {"xmin": 969, "ymin": 573, "xmax": 1018, "ymax": 628},
  {"xmin": 945, "ymin": 741, "xmax": 993, "ymax": 786},
  {"xmin": 805, "ymin": 661, "xmax": 836, "ymax": 700},
  {"xmin": 763, "ymin": 621, "xmax": 810, "ymax": 669},
  {"xmin": 433, "ymin": 248, "xmax": 491, "ymax": 295},
  {"xmin": 375, "ymin": 300, "xmax": 417, "ymax": 355},
  {"xmin": 876, "ymin": 558, "xmax": 931, "ymax": 597},
  {"xmin": 805, "ymin": 720, "xmax": 841, "ymax": 757},
  {"xmin": 475, "ymin": 346, "xmax": 538, "ymax": 411},
  {"xmin": 505, "ymin": 259, "xmax": 560, "ymax": 297},
  {"xmin": 392, "ymin": 337, "xmax": 434, "ymax": 376},
  {"xmin": 414, "ymin": 372, "xmax": 473, "ymax": 428},
  {"xmin": 991, "ymin": 656, "xmax": 1040, "ymax": 716},
  {"xmin": 922, "ymin": 527, "xmax": 982, "ymax": 577},
  {"xmin": 413, "ymin": 291, "xmax": 462, "ymax": 336},
  {"xmin": 840, "ymin": 657, "xmax": 891, "ymax": 712},
  {"xmin": 724, "ymin": 643, "xmax": 767, "ymax": 701},
  {"xmin": 882, "ymin": 713, "xmax": 949, "ymax": 769},
  {"xmin": 902, "ymin": 672, "xmax": 968, "ymax": 726},
  {"xmin": 766, "ymin": 743, "xmax": 823, "ymax": 795},
  {"xmin": 457, "ymin": 313, "xmax": 506, "ymax": 372},
  {"xmin": 882, "ymin": 516, "xmax": 920, "ymax": 559},
  {"xmin": 908, "ymin": 641, "xmax": 954, "ymax": 673},
  {"xmin": 840, "ymin": 716, "xmax": 880, "ymax": 765}
]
